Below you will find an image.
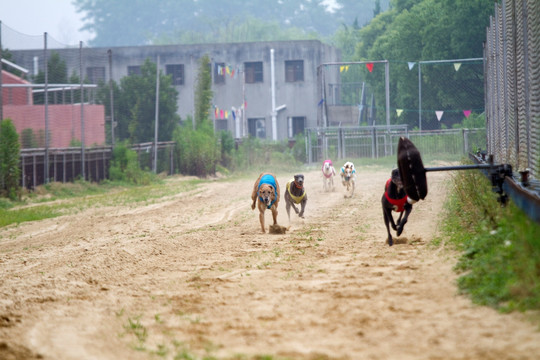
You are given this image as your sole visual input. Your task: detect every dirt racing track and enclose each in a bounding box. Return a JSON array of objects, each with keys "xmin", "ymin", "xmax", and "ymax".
[{"xmin": 1, "ymin": 167, "xmax": 540, "ymax": 360}]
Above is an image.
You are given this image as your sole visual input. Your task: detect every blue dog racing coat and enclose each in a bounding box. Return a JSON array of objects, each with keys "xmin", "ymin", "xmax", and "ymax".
[{"xmin": 258, "ymin": 174, "xmax": 277, "ymax": 209}]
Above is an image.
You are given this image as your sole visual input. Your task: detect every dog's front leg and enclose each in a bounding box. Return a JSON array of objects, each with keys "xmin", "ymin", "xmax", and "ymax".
[
  {"xmin": 259, "ymin": 211, "xmax": 266, "ymax": 233},
  {"xmin": 383, "ymin": 206, "xmax": 394, "ymax": 246},
  {"xmin": 396, "ymin": 204, "xmax": 412, "ymax": 236},
  {"xmin": 285, "ymin": 201, "xmax": 292, "ymax": 223},
  {"xmin": 271, "ymin": 206, "xmax": 278, "ymax": 226},
  {"xmin": 298, "ymin": 197, "xmax": 307, "ymax": 218}
]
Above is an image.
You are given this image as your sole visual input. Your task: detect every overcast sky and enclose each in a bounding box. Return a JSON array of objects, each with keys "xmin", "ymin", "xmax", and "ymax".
[{"xmin": 1, "ymin": 0, "xmax": 92, "ymax": 49}]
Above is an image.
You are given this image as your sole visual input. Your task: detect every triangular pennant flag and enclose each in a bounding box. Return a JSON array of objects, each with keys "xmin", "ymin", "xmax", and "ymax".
[
  {"xmin": 366, "ymin": 63, "xmax": 374, "ymax": 73},
  {"xmin": 396, "ymin": 109, "xmax": 404, "ymax": 117},
  {"xmin": 225, "ymin": 110, "xmax": 228, "ymax": 118},
  {"xmin": 345, "ymin": 65, "xmax": 349, "ymax": 71},
  {"xmin": 232, "ymin": 107, "xmax": 236, "ymax": 120},
  {"xmin": 340, "ymin": 65, "xmax": 344, "ymax": 73},
  {"xmin": 463, "ymin": 110, "xmax": 471, "ymax": 118},
  {"xmin": 436, "ymin": 111, "xmax": 444, "ymax": 121},
  {"xmin": 215, "ymin": 107, "xmax": 219, "ymax": 118},
  {"xmin": 454, "ymin": 63, "xmax": 462, "ymax": 71},
  {"xmin": 408, "ymin": 62, "xmax": 415, "ymax": 70},
  {"xmin": 220, "ymin": 109, "xmax": 224, "ymax": 119},
  {"xmin": 318, "ymin": 98, "xmax": 324, "ymax": 106}
]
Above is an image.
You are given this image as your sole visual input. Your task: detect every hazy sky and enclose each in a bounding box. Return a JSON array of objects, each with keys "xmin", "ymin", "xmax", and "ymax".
[{"xmin": 1, "ymin": 0, "xmax": 92, "ymax": 48}]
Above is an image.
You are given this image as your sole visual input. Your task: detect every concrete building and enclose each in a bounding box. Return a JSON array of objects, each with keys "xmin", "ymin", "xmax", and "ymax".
[{"xmin": 11, "ymin": 40, "xmax": 340, "ymax": 141}]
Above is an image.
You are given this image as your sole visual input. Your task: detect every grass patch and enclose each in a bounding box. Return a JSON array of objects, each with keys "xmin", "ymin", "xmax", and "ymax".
[
  {"xmin": 441, "ymin": 168, "xmax": 540, "ymax": 313},
  {"xmin": 0, "ymin": 176, "xmax": 202, "ymax": 228}
]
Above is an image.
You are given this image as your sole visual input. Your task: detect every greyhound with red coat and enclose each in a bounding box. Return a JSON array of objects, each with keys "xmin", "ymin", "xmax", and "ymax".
[{"xmin": 382, "ymin": 168, "xmax": 416, "ymax": 246}]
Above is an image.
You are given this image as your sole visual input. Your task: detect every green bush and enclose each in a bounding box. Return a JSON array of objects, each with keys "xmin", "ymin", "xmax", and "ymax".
[
  {"xmin": 442, "ymin": 168, "xmax": 540, "ymax": 312},
  {"xmin": 0, "ymin": 119, "xmax": 21, "ymax": 200},
  {"xmin": 109, "ymin": 141, "xmax": 153, "ymax": 185},
  {"xmin": 173, "ymin": 120, "xmax": 218, "ymax": 177}
]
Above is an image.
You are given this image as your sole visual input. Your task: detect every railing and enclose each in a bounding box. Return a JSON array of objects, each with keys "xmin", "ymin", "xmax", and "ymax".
[
  {"xmin": 19, "ymin": 141, "xmax": 176, "ymax": 189},
  {"xmin": 305, "ymin": 126, "xmax": 485, "ymax": 164}
]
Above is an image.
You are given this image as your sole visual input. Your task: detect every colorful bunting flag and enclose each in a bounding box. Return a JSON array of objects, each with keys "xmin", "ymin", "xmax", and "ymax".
[
  {"xmin": 366, "ymin": 63, "xmax": 374, "ymax": 72},
  {"xmin": 463, "ymin": 110, "xmax": 471, "ymax": 118},
  {"xmin": 396, "ymin": 109, "xmax": 403, "ymax": 117},
  {"xmin": 436, "ymin": 111, "xmax": 444, "ymax": 121},
  {"xmin": 408, "ymin": 62, "xmax": 416, "ymax": 70},
  {"xmin": 454, "ymin": 63, "xmax": 462, "ymax": 71}
]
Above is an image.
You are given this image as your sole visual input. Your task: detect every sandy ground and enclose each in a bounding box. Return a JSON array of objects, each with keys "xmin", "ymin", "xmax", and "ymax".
[{"xmin": 1, "ymin": 167, "xmax": 540, "ymax": 360}]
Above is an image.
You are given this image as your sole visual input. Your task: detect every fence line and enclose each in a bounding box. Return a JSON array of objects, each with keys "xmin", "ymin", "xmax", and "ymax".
[
  {"xmin": 19, "ymin": 141, "xmax": 176, "ymax": 189},
  {"xmin": 305, "ymin": 126, "xmax": 485, "ymax": 164},
  {"xmin": 484, "ymin": 0, "xmax": 539, "ymax": 177}
]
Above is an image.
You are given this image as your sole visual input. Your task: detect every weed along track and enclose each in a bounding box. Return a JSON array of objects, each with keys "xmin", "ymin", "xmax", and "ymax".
[{"xmin": 1, "ymin": 168, "xmax": 540, "ymax": 359}]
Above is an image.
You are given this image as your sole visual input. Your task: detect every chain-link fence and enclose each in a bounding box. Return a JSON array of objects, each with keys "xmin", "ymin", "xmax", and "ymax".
[
  {"xmin": 306, "ymin": 126, "xmax": 485, "ymax": 164},
  {"xmin": 484, "ymin": 0, "xmax": 540, "ymax": 178}
]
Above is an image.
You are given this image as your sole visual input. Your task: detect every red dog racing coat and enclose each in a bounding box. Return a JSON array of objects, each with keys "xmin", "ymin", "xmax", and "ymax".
[{"xmin": 384, "ymin": 178, "xmax": 408, "ymax": 212}]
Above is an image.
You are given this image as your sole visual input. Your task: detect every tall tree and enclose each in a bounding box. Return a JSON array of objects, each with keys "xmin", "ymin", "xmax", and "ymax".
[
  {"xmin": 194, "ymin": 55, "xmax": 213, "ymax": 129},
  {"xmin": 173, "ymin": 54, "xmax": 218, "ymax": 177},
  {"xmin": 110, "ymin": 58, "xmax": 180, "ymax": 143},
  {"xmin": 73, "ymin": 0, "xmax": 388, "ymax": 46},
  {"xmin": 354, "ymin": 0, "xmax": 492, "ymax": 129}
]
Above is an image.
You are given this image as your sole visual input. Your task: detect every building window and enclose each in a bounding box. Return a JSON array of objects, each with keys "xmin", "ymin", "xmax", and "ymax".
[
  {"xmin": 127, "ymin": 66, "xmax": 141, "ymax": 76},
  {"xmin": 288, "ymin": 116, "xmax": 305, "ymax": 138},
  {"xmin": 285, "ymin": 60, "xmax": 304, "ymax": 82},
  {"xmin": 166, "ymin": 64, "xmax": 184, "ymax": 85},
  {"xmin": 244, "ymin": 62, "xmax": 263, "ymax": 83},
  {"xmin": 86, "ymin": 66, "xmax": 105, "ymax": 84},
  {"xmin": 214, "ymin": 62, "xmax": 226, "ymax": 84},
  {"xmin": 248, "ymin": 118, "xmax": 266, "ymax": 139}
]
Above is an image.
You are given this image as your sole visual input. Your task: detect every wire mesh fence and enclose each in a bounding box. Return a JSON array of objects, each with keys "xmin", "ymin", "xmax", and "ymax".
[
  {"xmin": 484, "ymin": 0, "xmax": 540, "ymax": 178},
  {"xmin": 306, "ymin": 126, "xmax": 485, "ymax": 165}
]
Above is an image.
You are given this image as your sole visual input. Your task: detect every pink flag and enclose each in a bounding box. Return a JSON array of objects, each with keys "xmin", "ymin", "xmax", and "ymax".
[
  {"xmin": 220, "ymin": 109, "xmax": 224, "ymax": 119},
  {"xmin": 366, "ymin": 63, "xmax": 374, "ymax": 73},
  {"xmin": 463, "ymin": 110, "xmax": 471, "ymax": 118}
]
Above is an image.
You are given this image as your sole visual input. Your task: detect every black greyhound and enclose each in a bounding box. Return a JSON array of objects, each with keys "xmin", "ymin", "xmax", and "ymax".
[{"xmin": 382, "ymin": 169, "xmax": 414, "ymax": 246}]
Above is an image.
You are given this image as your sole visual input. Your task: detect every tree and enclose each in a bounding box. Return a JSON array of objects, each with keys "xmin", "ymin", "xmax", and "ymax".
[
  {"xmin": 173, "ymin": 55, "xmax": 218, "ymax": 177},
  {"xmin": 194, "ymin": 55, "xmax": 213, "ymax": 129},
  {"xmin": 0, "ymin": 119, "xmax": 21, "ymax": 199},
  {"xmin": 353, "ymin": 0, "xmax": 492, "ymax": 129},
  {"xmin": 33, "ymin": 52, "xmax": 68, "ymax": 104},
  {"xmin": 73, "ymin": 0, "xmax": 387, "ymax": 46},
  {"xmin": 102, "ymin": 58, "xmax": 180, "ymax": 144}
]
